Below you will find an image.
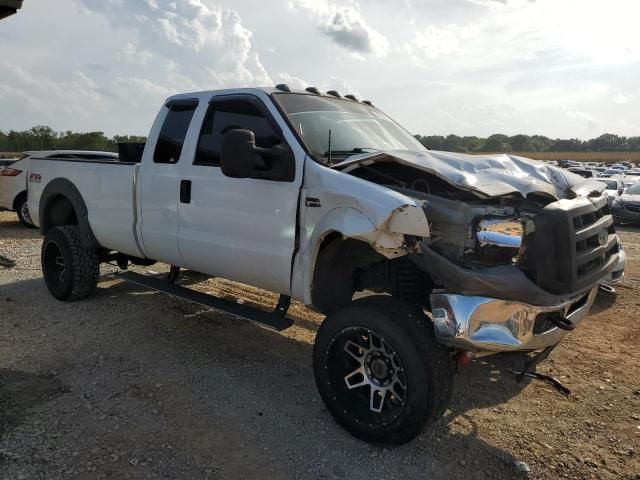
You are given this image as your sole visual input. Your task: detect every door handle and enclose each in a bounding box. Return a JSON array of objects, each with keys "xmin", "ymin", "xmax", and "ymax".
[{"xmin": 180, "ymin": 180, "xmax": 192, "ymax": 203}]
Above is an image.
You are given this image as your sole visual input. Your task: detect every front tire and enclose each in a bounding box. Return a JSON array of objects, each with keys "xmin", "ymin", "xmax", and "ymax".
[
  {"xmin": 41, "ymin": 226, "xmax": 99, "ymax": 301},
  {"xmin": 313, "ymin": 296, "xmax": 455, "ymax": 445}
]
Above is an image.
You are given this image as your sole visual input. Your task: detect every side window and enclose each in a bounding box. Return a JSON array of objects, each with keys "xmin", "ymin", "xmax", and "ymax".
[
  {"xmin": 154, "ymin": 102, "xmax": 197, "ymax": 164},
  {"xmin": 194, "ymin": 99, "xmax": 281, "ymax": 166}
]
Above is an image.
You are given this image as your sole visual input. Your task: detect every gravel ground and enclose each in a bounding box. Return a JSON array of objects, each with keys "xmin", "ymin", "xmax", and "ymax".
[{"xmin": 1, "ymin": 210, "xmax": 639, "ymax": 480}]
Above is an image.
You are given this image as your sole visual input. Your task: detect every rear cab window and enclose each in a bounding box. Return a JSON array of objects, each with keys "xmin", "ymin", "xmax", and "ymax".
[{"xmin": 154, "ymin": 99, "xmax": 199, "ymax": 164}]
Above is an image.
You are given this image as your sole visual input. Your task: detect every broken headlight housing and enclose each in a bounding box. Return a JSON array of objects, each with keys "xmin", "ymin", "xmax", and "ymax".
[{"xmin": 470, "ymin": 218, "xmax": 524, "ymax": 267}]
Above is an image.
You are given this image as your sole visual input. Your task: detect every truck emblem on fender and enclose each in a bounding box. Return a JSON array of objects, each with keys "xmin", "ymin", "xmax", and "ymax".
[{"xmin": 29, "ymin": 173, "xmax": 42, "ymax": 183}]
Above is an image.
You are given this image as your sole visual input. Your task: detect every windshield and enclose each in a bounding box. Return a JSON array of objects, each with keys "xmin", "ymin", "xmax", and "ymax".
[
  {"xmin": 625, "ymin": 183, "xmax": 640, "ymax": 195},
  {"xmin": 603, "ymin": 180, "xmax": 618, "ymax": 189},
  {"xmin": 273, "ymin": 93, "xmax": 426, "ymax": 161}
]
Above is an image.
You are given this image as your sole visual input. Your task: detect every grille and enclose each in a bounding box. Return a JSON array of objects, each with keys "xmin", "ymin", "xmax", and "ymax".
[
  {"xmin": 528, "ymin": 195, "xmax": 619, "ymax": 294},
  {"xmin": 624, "ymin": 203, "xmax": 640, "ymax": 214}
]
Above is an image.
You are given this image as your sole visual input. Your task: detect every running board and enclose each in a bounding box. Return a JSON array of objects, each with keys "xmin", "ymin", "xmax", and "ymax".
[{"xmin": 118, "ymin": 271, "xmax": 294, "ymax": 331}]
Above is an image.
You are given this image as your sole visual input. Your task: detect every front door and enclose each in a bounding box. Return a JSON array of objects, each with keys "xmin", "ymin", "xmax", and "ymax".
[
  {"xmin": 138, "ymin": 98, "xmax": 199, "ymax": 266},
  {"xmin": 177, "ymin": 94, "xmax": 303, "ymax": 295}
]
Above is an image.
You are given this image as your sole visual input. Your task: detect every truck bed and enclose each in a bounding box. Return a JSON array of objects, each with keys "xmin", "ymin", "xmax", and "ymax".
[{"xmin": 27, "ymin": 157, "xmax": 144, "ymax": 258}]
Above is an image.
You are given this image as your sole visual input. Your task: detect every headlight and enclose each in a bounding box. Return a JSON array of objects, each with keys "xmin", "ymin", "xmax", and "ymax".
[
  {"xmin": 472, "ymin": 218, "xmax": 524, "ymax": 266},
  {"xmin": 477, "ymin": 219, "xmax": 523, "ymax": 248}
]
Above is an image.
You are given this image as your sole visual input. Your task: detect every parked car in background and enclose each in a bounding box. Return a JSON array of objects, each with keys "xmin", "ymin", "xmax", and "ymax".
[
  {"xmin": 600, "ymin": 178, "xmax": 624, "ymax": 205},
  {"xmin": 612, "ymin": 182, "xmax": 640, "ymax": 225},
  {"xmin": 567, "ymin": 167, "xmax": 596, "ymax": 178},
  {"xmin": 0, "ymin": 158, "xmax": 19, "ymax": 168},
  {"xmin": 0, "ymin": 150, "xmax": 117, "ymax": 227}
]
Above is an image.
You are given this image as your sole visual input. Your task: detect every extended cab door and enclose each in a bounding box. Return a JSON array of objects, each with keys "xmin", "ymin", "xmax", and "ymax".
[
  {"xmin": 177, "ymin": 94, "xmax": 303, "ymax": 295},
  {"xmin": 137, "ymin": 98, "xmax": 199, "ymax": 266}
]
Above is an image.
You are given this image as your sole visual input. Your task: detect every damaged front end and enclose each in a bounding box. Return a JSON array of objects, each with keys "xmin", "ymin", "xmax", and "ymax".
[{"xmin": 336, "ymin": 150, "xmax": 623, "ymax": 353}]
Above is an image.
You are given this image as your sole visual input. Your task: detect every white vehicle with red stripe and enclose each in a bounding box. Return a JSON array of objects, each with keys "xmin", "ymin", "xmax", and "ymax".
[{"xmin": 0, "ymin": 150, "xmax": 117, "ymax": 226}]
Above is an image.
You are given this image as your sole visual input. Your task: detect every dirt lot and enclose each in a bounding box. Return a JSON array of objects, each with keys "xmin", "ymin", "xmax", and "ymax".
[{"xmin": 0, "ymin": 211, "xmax": 638, "ymax": 480}]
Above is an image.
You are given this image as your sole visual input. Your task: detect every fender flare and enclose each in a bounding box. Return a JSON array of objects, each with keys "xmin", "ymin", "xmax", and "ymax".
[
  {"xmin": 12, "ymin": 190, "xmax": 27, "ymax": 211},
  {"xmin": 39, "ymin": 178, "xmax": 99, "ymax": 248}
]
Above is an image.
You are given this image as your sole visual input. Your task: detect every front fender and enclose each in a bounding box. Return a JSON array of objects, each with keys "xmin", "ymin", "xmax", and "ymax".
[
  {"xmin": 291, "ymin": 207, "xmax": 375, "ymax": 304},
  {"xmin": 291, "ymin": 204, "xmax": 430, "ymax": 305}
]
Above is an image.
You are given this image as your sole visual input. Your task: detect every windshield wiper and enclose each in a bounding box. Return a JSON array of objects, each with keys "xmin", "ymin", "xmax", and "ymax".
[{"xmin": 322, "ymin": 147, "xmax": 380, "ymax": 159}]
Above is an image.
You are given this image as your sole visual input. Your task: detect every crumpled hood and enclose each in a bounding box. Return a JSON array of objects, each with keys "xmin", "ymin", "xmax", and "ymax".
[{"xmin": 336, "ymin": 149, "xmax": 600, "ymax": 200}]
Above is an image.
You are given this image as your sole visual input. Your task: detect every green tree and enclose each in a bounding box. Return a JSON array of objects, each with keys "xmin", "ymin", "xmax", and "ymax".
[
  {"xmin": 587, "ymin": 134, "xmax": 627, "ymax": 152},
  {"xmin": 509, "ymin": 134, "xmax": 534, "ymax": 152},
  {"xmin": 627, "ymin": 136, "xmax": 640, "ymax": 151},
  {"xmin": 550, "ymin": 138, "xmax": 585, "ymax": 151},
  {"xmin": 418, "ymin": 135, "xmax": 446, "ymax": 150},
  {"xmin": 480, "ymin": 134, "xmax": 512, "ymax": 152}
]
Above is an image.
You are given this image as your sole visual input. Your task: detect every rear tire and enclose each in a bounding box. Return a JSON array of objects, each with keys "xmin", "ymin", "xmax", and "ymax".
[
  {"xmin": 15, "ymin": 195, "xmax": 35, "ymax": 228},
  {"xmin": 41, "ymin": 226, "xmax": 99, "ymax": 301},
  {"xmin": 313, "ymin": 296, "xmax": 455, "ymax": 445}
]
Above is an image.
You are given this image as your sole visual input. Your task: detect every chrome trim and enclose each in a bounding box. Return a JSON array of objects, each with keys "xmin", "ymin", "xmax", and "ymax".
[
  {"xmin": 430, "ymin": 288, "xmax": 598, "ymax": 353},
  {"xmin": 476, "ymin": 219, "xmax": 523, "ymax": 249},
  {"xmin": 603, "ymin": 247, "xmax": 626, "ymax": 285}
]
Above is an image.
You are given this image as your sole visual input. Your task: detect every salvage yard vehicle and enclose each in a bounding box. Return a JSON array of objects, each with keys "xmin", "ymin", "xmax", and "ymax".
[
  {"xmin": 0, "ymin": 150, "xmax": 117, "ymax": 227},
  {"xmin": 612, "ymin": 182, "xmax": 640, "ymax": 225},
  {"xmin": 26, "ymin": 86, "xmax": 625, "ymax": 444}
]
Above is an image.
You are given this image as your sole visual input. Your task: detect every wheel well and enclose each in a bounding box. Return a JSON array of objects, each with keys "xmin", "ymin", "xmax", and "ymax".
[
  {"xmin": 311, "ymin": 234, "xmax": 434, "ymax": 314},
  {"xmin": 12, "ymin": 191, "xmax": 27, "ymax": 211},
  {"xmin": 42, "ymin": 194, "xmax": 78, "ymax": 234}
]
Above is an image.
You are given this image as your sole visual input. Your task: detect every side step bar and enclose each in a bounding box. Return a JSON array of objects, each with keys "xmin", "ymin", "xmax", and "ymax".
[{"xmin": 118, "ymin": 271, "xmax": 294, "ymax": 332}]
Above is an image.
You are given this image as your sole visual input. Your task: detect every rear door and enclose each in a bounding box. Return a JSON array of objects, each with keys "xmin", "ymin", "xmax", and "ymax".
[
  {"xmin": 176, "ymin": 94, "xmax": 303, "ymax": 295},
  {"xmin": 138, "ymin": 98, "xmax": 199, "ymax": 265}
]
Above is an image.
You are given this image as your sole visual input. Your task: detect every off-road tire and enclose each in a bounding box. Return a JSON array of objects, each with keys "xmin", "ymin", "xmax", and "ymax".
[
  {"xmin": 41, "ymin": 226, "xmax": 99, "ymax": 301},
  {"xmin": 313, "ymin": 295, "xmax": 455, "ymax": 445},
  {"xmin": 15, "ymin": 194, "xmax": 35, "ymax": 228}
]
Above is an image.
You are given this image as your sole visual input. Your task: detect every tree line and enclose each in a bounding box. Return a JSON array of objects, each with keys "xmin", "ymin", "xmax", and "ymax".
[
  {"xmin": 415, "ymin": 133, "xmax": 640, "ymax": 153},
  {"xmin": 1, "ymin": 126, "xmax": 639, "ymax": 154},
  {"xmin": 0, "ymin": 126, "xmax": 145, "ymax": 154}
]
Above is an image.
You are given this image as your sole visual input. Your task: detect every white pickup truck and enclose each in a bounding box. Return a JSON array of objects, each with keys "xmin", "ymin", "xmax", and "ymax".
[{"xmin": 27, "ymin": 85, "xmax": 625, "ymax": 444}]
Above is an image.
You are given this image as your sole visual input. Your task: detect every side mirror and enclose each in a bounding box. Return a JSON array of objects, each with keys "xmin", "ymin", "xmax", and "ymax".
[
  {"xmin": 220, "ymin": 129, "xmax": 256, "ymax": 178},
  {"xmin": 618, "ymin": 187, "xmax": 625, "ymax": 195}
]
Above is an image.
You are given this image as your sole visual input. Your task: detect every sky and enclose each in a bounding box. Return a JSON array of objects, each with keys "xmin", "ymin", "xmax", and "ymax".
[{"xmin": 0, "ymin": 0, "xmax": 639, "ymax": 139}]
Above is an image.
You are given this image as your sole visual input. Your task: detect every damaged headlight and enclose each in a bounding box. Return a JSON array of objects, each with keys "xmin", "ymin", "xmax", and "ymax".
[
  {"xmin": 470, "ymin": 218, "xmax": 524, "ymax": 266},
  {"xmin": 477, "ymin": 219, "xmax": 523, "ymax": 248}
]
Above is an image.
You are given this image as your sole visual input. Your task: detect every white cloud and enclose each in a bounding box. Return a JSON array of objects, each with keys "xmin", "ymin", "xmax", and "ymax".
[
  {"xmin": 613, "ymin": 94, "xmax": 632, "ymax": 105},
  {"xmin": 77, "ymin": 0, "xmax": 272, "ymax": 89},
  {"xmin": 276, "ymin": 73, "xmax": 310, "ymax": 90},
  {"xmin": 117, "ymin": 42, "xmax": 153, "ymax": 65},
  {"xmin": 2, "ymin": 0, "xmax": 640, "ymax": 139},
  {"xmin": 0, "ymin": 65, "xmax": 105, "ymax": 118},
  {"xmin": 405, "ymin": 23, "xmax": 480, "ymax": 64},
  {"xmin": 467, "ymin": 0, "xmax": 534, "ymax": 7},
  {"xmin": 289, "ymin": 0, "xmax": 389, "ymax": 57}
]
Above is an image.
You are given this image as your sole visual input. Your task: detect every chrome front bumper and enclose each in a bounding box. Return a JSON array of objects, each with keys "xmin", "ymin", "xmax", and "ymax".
[{"xmin": 430, "ymin": 288, "xmax": 598, "ymax": 353}]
